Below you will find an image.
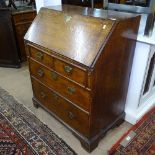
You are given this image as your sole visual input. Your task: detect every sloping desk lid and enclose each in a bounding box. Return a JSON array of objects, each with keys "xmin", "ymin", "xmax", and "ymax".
[{"xmin": 25, "ymin": 7, "xmax": 115, "ymax": 67}]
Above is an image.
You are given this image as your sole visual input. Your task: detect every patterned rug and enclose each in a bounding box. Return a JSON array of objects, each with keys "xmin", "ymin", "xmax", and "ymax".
[
  {"xmin": 109, "ymin": 106, "xmax": 155, "ymax": 155},
  {"xmin": 0, "ymin": 87, "xmax": 77, "ymax": 155}
]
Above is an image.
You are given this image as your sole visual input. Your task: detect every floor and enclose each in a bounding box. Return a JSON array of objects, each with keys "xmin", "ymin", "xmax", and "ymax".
[{"xmin": 0, "ymin": 63, "xmax": 132, "ymax": 155}]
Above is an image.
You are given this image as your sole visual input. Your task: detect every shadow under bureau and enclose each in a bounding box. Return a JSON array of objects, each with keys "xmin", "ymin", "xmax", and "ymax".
[{"xmin": 24, "ymin": 5, "xmax": 140, "ymax": 152}]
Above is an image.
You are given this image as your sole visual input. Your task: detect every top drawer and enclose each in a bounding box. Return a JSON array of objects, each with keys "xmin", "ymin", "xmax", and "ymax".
[
  {"xmin": 28, "ymin": 45, "xmax": 87, "ymax": 87},
  {"xmin": 29, "ymin": 46, "xmax": 54, "ymax": 68},
  {"xmin": 54, "ymin": 59, "xmax": 87, "ymax": 87},
  {"xmin": 12, "ymin": 11, "xmax": 36, "ymax": 24}
]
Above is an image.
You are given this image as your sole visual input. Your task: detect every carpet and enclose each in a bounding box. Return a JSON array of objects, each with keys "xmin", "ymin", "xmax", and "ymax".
[
  {"xmin": 0, "ymin": 87, "xmax": 77, "ymax": 155},
  {"xmin": 109, "ymin": 106, "xmax": 155, "ymax": 155}
]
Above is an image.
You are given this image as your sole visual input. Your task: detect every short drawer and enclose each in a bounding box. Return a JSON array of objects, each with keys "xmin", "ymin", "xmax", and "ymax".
[
  {"xmin": 54, "ymin": 59, "xmax": 86, "ymax": 86},
  {"xmin": 32, "ymin": 78, "xmax": 90, "ymax": 137},
  {"xmin": 29, "ymin": 59, "xmax": 91, "ymax": 112},
  {"xmin": 12, "ymin": 12, "xmax": 36, "ymax": 24},
  {"xmin": 29, "ymin": 46, "xmax": 54, "ymax": 68}
]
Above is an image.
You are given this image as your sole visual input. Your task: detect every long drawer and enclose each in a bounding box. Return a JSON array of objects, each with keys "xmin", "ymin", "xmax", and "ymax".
[
  {"xmin": 31, "ymin": 77, "xmax": 90, "ymax": 137},
  {"xmin": 28, "ymin": 45, "xmax": 87, "ymax": 87},
  {"xmin": 29, "ymin": 58, "xmax": 91, "ymax": 112}
]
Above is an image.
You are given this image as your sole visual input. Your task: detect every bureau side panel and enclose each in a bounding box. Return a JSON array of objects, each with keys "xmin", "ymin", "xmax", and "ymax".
[{"xmin": 90, "ymin": 16, "xmax": 141, "ymax": 137}]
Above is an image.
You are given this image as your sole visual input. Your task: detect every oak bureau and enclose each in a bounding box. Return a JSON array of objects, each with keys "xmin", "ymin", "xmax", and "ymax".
[{"xmin": 24, "ymin": 5, "xmax": 140, "ymax": 152}]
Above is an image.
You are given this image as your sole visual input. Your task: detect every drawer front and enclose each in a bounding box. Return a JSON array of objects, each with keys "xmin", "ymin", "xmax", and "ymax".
[
  {"xmin": 15, "ymin": 23, "xmax": 31, "ymax": 36},
  {"xmin": 12, "ymin": 12, "xmax": 36, "ymax": 24},
  {"xmin": 29, "ymin": 59, "xmax": 91, "ymax": 112},
  {"xmin": 28, "ymin": 46, "xmax": 87, "ymax": 86},
  {"xmin": 15, "ymin": 23, "xmax": 32, "ymax": 61},
  {"xmin": 54, "ymin": 59, "xmax": 86, "ymax": 86},
  {"xmin": 29, "ymin": 46, "xmax": 54, "ymax": 68},
  {"xmin": 32, "ymin": 78, "xmax": 90, "ymax": 137}
]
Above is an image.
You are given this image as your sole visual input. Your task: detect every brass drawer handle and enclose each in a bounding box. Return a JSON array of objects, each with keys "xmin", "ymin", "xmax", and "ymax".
[
  {"xmin": 64, "ymin": 65, "xmax": 73, "ymax": 74},
  {"xmin": 37, "ymin": 68, "xmax": 44, "ymax": 77},
  {"xmin": 67, "ymin": 87, "xmax": 76, "ymax": 94},
  {"xmin": 68, "ymin": 111, "xmax": 75, "ymax": 120},
  {"xmin": 40, "ymin": 91, "xmax": 46, "ymax": 98},
  {"xmin": 52, "ymin": 93, "xmax": 59, "ymax": 101},
  {"xmin": 36, "ymin": 52, "xmax": 44, "ymax": 60},
  {"xmin": 51, "ymin": 71, "xmax": 58, "ymax": 81}
]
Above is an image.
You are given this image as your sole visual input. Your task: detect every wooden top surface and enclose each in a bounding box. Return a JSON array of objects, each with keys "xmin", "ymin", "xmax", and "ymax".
[{"xmin": 25, "ymin": 7, "xmax": 115, "ymax": 67}]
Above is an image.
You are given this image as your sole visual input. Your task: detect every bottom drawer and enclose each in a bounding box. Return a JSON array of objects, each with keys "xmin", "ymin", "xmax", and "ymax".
[{"xmin": 31, "ymin": 77, "xmax": 90, "ymax": 137}]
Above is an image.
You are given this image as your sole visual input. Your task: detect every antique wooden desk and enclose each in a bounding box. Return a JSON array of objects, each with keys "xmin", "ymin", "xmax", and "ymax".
[
  {"xmin": 12, "ymin": 9, "xmax": 36, "ymax": 62},
  {"xmin": 24, "ymin": 5, "xmax": 140, "ymax": 152}
]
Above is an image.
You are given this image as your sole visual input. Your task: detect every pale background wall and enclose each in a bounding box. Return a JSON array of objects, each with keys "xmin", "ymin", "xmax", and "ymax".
[{"xmin": 35, "ymin": 0, "xmax": 62, "ymax": 13}]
